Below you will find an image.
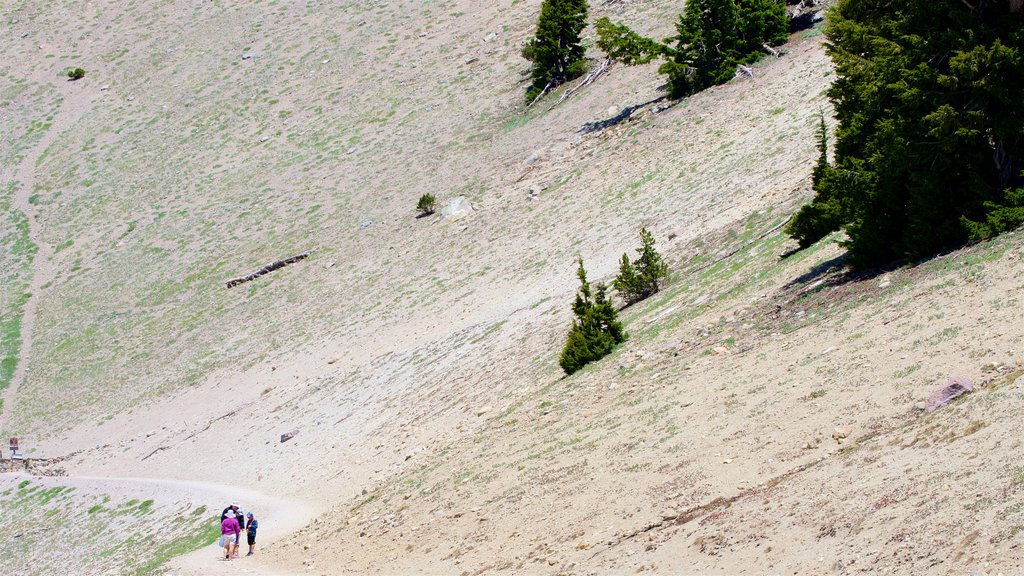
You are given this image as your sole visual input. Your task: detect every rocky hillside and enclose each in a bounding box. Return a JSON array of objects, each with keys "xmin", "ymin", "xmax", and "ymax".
[{"xmin": 2, "ymin": 1, "xmax": 1021, "ymax": 575}]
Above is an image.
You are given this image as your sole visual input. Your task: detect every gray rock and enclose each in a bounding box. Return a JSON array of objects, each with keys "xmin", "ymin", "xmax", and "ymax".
[
  {"xmin": 241, "ymin": 53, "xmax": 254, "ymax": 60},
  {"xmin": 359, "ymin": 219, "xmax": 373, "ymax": 229},
  {"xmin": 439, "ymin": 196, "xmax": 472, "ymax": 222},
  {"xmin": 280, "ymin": 430, "xmax": 297, "ymax": 443}
]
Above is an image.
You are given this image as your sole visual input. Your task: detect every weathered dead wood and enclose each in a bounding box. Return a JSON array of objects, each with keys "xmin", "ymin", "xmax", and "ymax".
[
  {"xmin": 526, "ymin": 80, "xmax": 553, "ymax": 108},
  {"xmin": 548, "ymin": 58, "xmax": 613, "ymax": 110},
  {"xmin": 735, "ymin": 64, "xmax": 754, "ymax": 78},
  {"xmin": 140, "ymin": 445, "xmax": 170, "ymax": 461},
  {"xmin": 225, "ymin": 251, "xmax": 312, "ymax": 288}
]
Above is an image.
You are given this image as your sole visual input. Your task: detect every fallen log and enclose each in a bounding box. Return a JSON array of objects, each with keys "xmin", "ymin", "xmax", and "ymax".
[{"xmin": 225, "ymin": 251, "xmax": 312, "ymax": 288}]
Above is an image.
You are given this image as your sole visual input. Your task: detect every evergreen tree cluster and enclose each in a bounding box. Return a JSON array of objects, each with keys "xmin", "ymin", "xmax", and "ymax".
[
  {"xmin": 787, "ymin": 0, "xmax": 1024, "ymax": 267},
  {"xmin": 559, "ymin": 258, "xmax": 626, "ymax": 375},
  {"xmin": 596, "ymin": 0, "xmax": 788, "ymax": 98},
  {"xmin": 523, "ymin": 0, "xmax": 590, "ymax": 102},
  {"xmin": 613, "ymin": 228, "xmax": 669, "ymax": 305}
]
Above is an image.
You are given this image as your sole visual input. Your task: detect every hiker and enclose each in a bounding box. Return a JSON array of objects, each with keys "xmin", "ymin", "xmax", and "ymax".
[
  {"xmin": 232, "ymin": 507, "xmax": 245, "ymax": 558},
  {"xmin": 245, "ymin": 511, "xmax": 259, "ymax": 556},
  {"xmin": 220, "ymin": 501, "xmax": 240, "ymax": 524},
  {"xmin": 220, "ymin": 510, "xmax": 241, "ymax": 560}
]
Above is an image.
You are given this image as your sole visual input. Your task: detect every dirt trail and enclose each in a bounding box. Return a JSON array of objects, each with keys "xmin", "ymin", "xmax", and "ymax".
[
  {"xmin": 0, "ymin": 77, "xmax": 98, "ymax": 435},
  {"xmin": 8, "ymin": 472, "xmax": 313, "ymax": 575}
]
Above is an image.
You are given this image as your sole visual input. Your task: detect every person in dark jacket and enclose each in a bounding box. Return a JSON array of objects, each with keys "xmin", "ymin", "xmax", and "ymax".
[
  {"xmin": 220, "ymin": 501, "xmax": 240, "ymax": 523},
  {"xmin": 245, "ymin": 511, "xmax": 259, "ymax": 556}
]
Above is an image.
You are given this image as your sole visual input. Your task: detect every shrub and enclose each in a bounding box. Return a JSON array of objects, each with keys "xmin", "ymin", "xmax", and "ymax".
[
  {"xmin": 560, "ymin": 257, "xmax": 626, "ymax": 375},
  {"xmin": 416, "ymin": 193, "xmax": 436, "ymax": 216},
  {"xmin": 523, "ymin": 0, "xmax": 589, "ymax": 102},
  {"xmin": 613, "ymin": 228, "xmax": 669, "ymax": 305},
  {"xmin": 67, "ymin": 68, "xmax": 86, "ymax": 80}
]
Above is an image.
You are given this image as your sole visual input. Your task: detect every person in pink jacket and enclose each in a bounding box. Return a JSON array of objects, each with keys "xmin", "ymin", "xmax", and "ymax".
[{"xmin": 220, "ymin": 510, "xmax": 241, "ymax": 560}]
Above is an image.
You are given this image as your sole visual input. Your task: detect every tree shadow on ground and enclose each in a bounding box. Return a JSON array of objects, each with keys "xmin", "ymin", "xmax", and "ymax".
[
  {"xmin": 579, "ymin": 96, "xmax": 671, "ymax": 134},
  {"xmin": 783, "ymin": 250, "xmax": 905, "ymax": 293}
]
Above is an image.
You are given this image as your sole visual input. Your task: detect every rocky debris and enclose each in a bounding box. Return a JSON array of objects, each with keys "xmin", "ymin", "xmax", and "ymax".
[
  {"xmin": 922, "ymin": 377, "xmax": 973, "ymax": 412},
  {"xmin": 280, "ymin": 430, "xmax": 298, "ymax": 443},
  {"xmin": 439, "ymin": 195, "xmax": 472, "ymax": 222},
  {"xmin": 527, "ymin": 184, "xmax": 542, "ymax": 201},
  {"xmin": 982, "ymin": 361, "xmax": 1006, "ymax": 373},
  {"xmin": 832, "ymin": 426, "xmax": 853, "ymax": 443},
  {"xmin": 803, "ymin": 436, "xmax": 822, "ymax": 450}
]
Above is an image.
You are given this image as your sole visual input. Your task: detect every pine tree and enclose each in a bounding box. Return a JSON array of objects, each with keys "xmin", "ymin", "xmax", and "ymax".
[
  {"xmin": 614, "ymin": 228, "xmax": 669, "ymax": 305},
  {"xmin": 523, "ymin": 0, "xmax": 590, "ymax": 102},
  {"xmin": 663, "ymin": 0, "xmax": 741, "ymax": 97},
  {"xmin": 785, "ymin": 111, "xmax": 846, "ymax": 248},
  {"xmin": 560, "ymin": 257, "xmax": 626, "ymax": 375},
  {"xmin": 596, "ymin": 0, "xmax": 787, "ymax": 98},
  {"xmin": 786, "ymin": 0, "xmax": 1024, "ymax": 266},
  {"xmin": 612, "ymin": 253, "xmax": 639, "ymax": 301}
]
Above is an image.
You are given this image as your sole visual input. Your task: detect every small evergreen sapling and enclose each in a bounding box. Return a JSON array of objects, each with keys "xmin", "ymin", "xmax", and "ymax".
[
  {"xmin": 67, "ymin": 68, "xmax": 86, "ymax": 80},
  {"xmin": 416, "ymin": 193, "xmax": 437, "ymax": 216},
  {"xmin": 560, "ymin": 257, "xmax": 626, "ymax": 375},
  {"xmin": 613, "ymin": 228, "xmax": 669, "ymax": 305}
]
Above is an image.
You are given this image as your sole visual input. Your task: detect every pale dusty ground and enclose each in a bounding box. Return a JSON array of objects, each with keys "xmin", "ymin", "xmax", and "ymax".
[{"xmin": 1, "ymin": 1, "xmax": 1023, "ymax": 575}]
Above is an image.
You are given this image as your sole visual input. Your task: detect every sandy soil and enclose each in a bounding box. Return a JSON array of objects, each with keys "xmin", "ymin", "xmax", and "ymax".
[{"xmin": 2, "ymin": 1, "xmax": 1022, "ymax": 575}]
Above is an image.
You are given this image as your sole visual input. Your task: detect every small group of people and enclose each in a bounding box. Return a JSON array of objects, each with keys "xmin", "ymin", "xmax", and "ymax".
[{"xmin": 219, "ymin": 501, "xmax": 258, "ymax": 561}]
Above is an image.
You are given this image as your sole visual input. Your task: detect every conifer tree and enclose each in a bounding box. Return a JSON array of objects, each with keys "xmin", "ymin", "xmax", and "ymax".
[
  {"xmin": 785, "ymin": 111, "xmax": 845, "ymax": 248},
  {"xmin": 596, "ymin": 0, "xmax": 787, "ymax": 98},
  {"xmin": 523, "ymin": 0, "xmax": 590, "ymax": 102},
  {"xmin": 787, "ymin": 0, "xmax": 1024, "ymax": 266},
  {"xmin": 560, "ymin": 257, "xmax": 626, "ymax": 375},
  {"xmin": 614, "ymin": 228, "xmax": 669, "ymax": 305}
]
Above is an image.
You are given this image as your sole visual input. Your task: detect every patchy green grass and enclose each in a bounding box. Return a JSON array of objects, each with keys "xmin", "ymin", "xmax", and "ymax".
[{"xmin": 0, "ymin": 479, "xmax": 217, "ymax": 575}]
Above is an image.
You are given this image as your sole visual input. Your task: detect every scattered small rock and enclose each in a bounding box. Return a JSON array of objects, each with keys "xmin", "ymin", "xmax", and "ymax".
[
  {"xmin": 241, "ymin": 53, "xmax": 254, "ymax": 60},
  {"xmin": 359, "ymin": 219, "xmax": 373, "ymax": 229},
  {"xmin": 280, "ymin": 430, "xmax": 298, "ymax": 443},
  {"xmin": 832, "ymin": 426, "xmax": 853, "ymax": 443},
  {"xmin": 475, "ymin": 405, "xmax": 492, "ymax": 417},
  {"xmin": 922, "ymin": 376, "xmax": 973, "ymax": 412}
]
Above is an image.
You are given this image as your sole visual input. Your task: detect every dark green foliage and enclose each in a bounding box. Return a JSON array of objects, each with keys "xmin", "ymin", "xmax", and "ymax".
[
  {"xmin": 523, "ymin": 0, "xmax": 589, "ymax": 102},
  {"xmin": 735, "ymin": 0, "xmax": 790, "ymax": 53},
  {"xmin": 786, "ymin": 111, "xmax": 846, "ymax": 248},
  {"xmin": 560, "ymin": 257, "xmax": 626, "ymax": 375},
  {"xmin": 596, "ymin": 0, "xmax": 787, "ymax": 98},
  {"xmin": 416, "ymin": 193, "xmax": 436, "ymax": 216},
  {"xmin": 613, "ymin": 228, "xmax": 669, "ymax": 305},
  {"xmin": 595, "ymin": 18, "xmax": 667, "ymax": 65},
  {"xmin": 789, "ymin": 0, "xmax": 1024, "ymax": 266},
  {"xmin": 67, "ymin": 68, "xmax": 85, "ymax": 80}
]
